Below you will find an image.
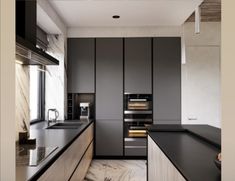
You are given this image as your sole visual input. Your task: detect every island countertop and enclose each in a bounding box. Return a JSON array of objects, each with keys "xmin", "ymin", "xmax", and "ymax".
[
  {"xmin": 148, "ymin": 124, "xmax": 221, "ymax": 181},
  {"xmin": 16, "ymin": 120, "xmax": 93, "ymax": 181}
]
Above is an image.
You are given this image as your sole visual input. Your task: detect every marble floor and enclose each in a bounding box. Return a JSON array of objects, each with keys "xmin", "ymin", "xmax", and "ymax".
[{"xmin": 84, "ymin": 160, "xmax": 146, "ymax": 181}]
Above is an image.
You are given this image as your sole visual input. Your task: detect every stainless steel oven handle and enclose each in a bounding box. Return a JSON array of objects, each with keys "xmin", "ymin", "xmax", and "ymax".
[
  {"xmin": 124, "ymin": 118, "xmax": 152, "ymax": 122},
  {"xmin": 129, "ymin": 99, "xmax": 147, "ymax": 102},
  {"xmin": 124, "ymin": 110, "xmax": 152, "ymax": 114}
]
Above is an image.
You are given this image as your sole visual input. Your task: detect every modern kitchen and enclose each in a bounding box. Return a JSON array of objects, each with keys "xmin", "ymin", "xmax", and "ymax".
[{"xmin": 3, "ymin": 0, "xmax": 235, "ymax": 181}]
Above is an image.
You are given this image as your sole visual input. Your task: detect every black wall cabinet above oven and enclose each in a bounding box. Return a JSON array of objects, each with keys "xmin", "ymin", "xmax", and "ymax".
[{"xmin": 124, "ymin": 38, "xmax": 152, "ymax": 94}]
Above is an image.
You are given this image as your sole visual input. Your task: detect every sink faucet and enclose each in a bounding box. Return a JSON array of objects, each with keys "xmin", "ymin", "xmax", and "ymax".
[{"xmin": 47, "ymin": 109, "xmax": 59, "ymax": 126}]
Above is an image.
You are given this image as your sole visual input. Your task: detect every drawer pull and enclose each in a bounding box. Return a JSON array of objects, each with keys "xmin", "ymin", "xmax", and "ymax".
[{"xmin": 125, "ymin": 146, "xmax": 146, "ymax": 149}]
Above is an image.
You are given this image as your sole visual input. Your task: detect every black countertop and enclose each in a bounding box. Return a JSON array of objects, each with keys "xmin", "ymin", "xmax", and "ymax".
[
  {"xmin": 148, "ymin": 125, "xmax": 221, "ymax": 181},
  {"xmin": 16, "ymin": 120, "xmax": 93, "ymax": 181}
]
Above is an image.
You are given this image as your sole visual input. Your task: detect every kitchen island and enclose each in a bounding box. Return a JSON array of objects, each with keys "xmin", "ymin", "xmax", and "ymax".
[
  {"xmin": 16, "ymin": 120, "xmax": 94, "ymax": 181},
  {"xmin": 148, "ymin": 125, "xmax": 221, "ymax": 181}
]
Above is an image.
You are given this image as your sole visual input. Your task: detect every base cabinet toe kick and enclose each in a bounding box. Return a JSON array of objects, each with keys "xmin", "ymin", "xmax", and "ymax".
[
  {"xmin": 148, "ymin": 136, "xmax": 186, "ymax": 181},
  {"xmin": 39, "ymin": 123, "xmax": 94, "ymax": 181}
]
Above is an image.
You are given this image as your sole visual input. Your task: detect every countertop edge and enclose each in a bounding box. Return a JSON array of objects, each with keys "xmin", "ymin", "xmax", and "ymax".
[
  {"xmin": 148, "ymin": 133, "xmax": 190, "ymax": 181},
  {"xmin": 147, "ymin": 125, "xmax": 221, "ymax": 181},
  {"xmin": 147, "ymin": 124, "xmax": 221, "ymax": 148},
  {"xmin": 28, "ymin": 120, "xmax": 94, "ymax": 181}
]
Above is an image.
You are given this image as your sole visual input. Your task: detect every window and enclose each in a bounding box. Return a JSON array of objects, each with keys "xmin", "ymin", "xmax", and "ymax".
[{"xmin": 29, "ymin": 66, "xmax": 45, "ymax": 123}]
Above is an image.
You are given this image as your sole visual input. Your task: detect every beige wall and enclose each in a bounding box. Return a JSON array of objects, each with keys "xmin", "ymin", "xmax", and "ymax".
[
  {"xmin": 182, "ymin": 22, "xmax": 221, "ymax": 128},
  {"xmin": 68, "ymin": 26, "xmax": 182, "ymax": 37},
  {"xmin": 0, "ymin": 0, "xmax": 15, "ymax": 180},
  {"xmin": 222, "ymin": 1, "xmax": 235, "ymax": 180},
  {"xmin": 38, "ymin": 0, "xmax": 67, "ymax": 36}
]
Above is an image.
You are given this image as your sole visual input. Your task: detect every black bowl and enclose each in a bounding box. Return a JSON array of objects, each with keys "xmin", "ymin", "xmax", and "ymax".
[{"xmin": 214, "ymin": 157, "xmax": 221, "ymax": 170}]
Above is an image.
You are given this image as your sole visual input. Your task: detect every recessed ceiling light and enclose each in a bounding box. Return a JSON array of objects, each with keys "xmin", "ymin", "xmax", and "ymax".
[{"xmin": 112, "ymin": 15, "xmax": 120, "ymax": 19}]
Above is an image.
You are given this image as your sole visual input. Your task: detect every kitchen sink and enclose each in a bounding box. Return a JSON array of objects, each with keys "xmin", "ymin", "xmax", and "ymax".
[{"xmin": 46, "ymin": 122, "xmax": 83, "ymax": 129}]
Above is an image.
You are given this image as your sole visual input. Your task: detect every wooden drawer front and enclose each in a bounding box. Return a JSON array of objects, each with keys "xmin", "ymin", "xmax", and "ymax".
[
  {"xmin": 64, "ymin": 123, "xmax": 94, "ymax": 180},
  {"xmin": 38, "ymin": 153, "xmax": 65, "ymax": 181},
  {"xmin": 70, "ymin": 142, "xmax": 93, "ymax": 181},
  {"xmin": 148, "ymin": 136, "xmax": 185, "ymax": 181}
]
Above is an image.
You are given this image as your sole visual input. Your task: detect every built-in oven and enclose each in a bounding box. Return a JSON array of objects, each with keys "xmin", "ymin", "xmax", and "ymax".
[
  {"xmin": 124, "ymin": 94, "xmax": 153, "ymax": 156},
  {"xmin": 124, "ymin": 94, "xmax": 152, "ymax": 110}
]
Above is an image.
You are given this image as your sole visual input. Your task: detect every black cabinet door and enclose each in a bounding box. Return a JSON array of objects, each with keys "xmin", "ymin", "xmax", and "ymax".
[
  {"xmin": 153, "ymin": 37, "xmax": 181, "ymax": 124},
  {"xmin": 96, "ymin": 120, "xmax": 123, "ymax": 156},
  {"xmin": 96, "ymin": 38, "xmax": 123, "ymax": 120},
  {"xmin": 124, "ymin": 38, "xmax": 152, "ymax": 94},
  {"xmin": 67, "ymin": 38, "xmax": 95, "ymax": 93},
  {"xmin": 95, "ymin": 38, "xmax": 123, "ymax": 156}
]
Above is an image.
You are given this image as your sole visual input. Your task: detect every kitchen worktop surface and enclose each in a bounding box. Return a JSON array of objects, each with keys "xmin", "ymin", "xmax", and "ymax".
[
  {"xmin": 16, "ymin": 120, "xmax": 93, "ymax": 181},
  {"xmin": 148, "ymin": 125, "xmax": 221, "ymax": 181}
]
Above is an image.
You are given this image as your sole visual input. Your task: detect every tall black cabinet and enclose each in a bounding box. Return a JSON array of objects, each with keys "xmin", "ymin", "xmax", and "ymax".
[
  {"xmin": 95, "ymin": 38, "xmax": 123, "ymax": 156},
  {"xmin": 153, "ymin": 37, "xmax": 181, "ymax": 124}
]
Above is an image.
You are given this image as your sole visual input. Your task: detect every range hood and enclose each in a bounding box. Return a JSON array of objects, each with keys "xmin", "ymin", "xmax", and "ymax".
[
  {"xmin": 16, "ymin": 36, "xmax": 59, "ymax": 65},
  {"xmin": 16, "ymin": 0, "xmax": 59, "ymax": 65}
]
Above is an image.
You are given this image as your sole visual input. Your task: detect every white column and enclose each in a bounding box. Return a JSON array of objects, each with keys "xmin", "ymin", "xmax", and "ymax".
[
  {"xmin": 222, "ymin": 1, "xmax": 235, "ymax": 180},
  {"xmin": 0, "ymin": 0, "xmax": 15, "ymax": 180}
]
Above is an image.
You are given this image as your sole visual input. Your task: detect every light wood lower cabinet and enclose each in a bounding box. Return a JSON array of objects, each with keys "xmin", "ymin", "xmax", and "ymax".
[
  {"xmin": 39, "ymin": 123, "xmax": 94, "ymax": 181},
  {"xmin": 148, "ymin": 135, "xmax": 186, "ymax": 181},
  {"xmin": 70, "ymin": 142, "xmax": 93, "ymax": 181}
]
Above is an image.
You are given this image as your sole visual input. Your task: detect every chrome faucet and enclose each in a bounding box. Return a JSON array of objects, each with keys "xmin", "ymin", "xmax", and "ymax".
[{"xmin": 47, "ymin": 109, "xmax": 59, "ymax": 126}]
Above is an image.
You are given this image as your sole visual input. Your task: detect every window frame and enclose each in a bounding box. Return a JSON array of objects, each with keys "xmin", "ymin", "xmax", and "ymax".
[{"xmin": 30, "ymin": 67, "xmax": 45, "ymax": 125}]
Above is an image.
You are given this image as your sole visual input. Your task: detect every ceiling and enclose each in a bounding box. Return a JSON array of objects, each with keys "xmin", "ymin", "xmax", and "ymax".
[
  {"xmin": 48, "ymin": 0, "xmax": 203, "ymax": 27},
  {"xmin": 37, "ymin": 4, "xmax": 62, "ymax": 34},
  {"xmin": 187, "ymin": 0, "xmax": 221, "ymax": 22}
]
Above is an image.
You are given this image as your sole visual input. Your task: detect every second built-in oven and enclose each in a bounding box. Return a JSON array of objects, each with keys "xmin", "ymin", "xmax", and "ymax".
[{"xmin": 124, "ymin": 94, "xmax": 153, "ymax": 156}]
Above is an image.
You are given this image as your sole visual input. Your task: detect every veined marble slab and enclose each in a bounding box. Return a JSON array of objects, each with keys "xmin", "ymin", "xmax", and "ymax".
[
  {"xmin": 15, "ymin": 64, "xmax": 30, "ymax": 141},
  {"xmin": 45, "ymin": 35, "xmax": 66, "ymax": 120},
  {"xmin": 84, "ymin": 160, "xmax": 146, "ymax": 181}
]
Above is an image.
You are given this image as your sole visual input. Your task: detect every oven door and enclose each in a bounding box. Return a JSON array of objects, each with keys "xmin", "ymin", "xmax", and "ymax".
[
  {"xmin": 124, "ymin": 122, "xmax": 149, "ymax": 156},
  {"xmin": 124, "ymin": 138, "xmax": 146, "ymax": 156},
  {"xmin": 127, "ymin": 99, "xmax": 150, "ymax": 110}
]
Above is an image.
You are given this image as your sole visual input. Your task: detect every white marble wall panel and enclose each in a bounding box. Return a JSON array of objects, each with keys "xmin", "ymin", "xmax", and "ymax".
[
  {"xmin": 45, "ymin": 35, "xmax": 66, "ymax": 120},
  {"xmin": 15, "ymin": 64, "xmax": 30, "ymax": 141}
]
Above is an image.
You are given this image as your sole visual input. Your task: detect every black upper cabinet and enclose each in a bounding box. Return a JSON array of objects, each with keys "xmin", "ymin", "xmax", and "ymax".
[
  {"xmin": 67, "ymin": 38, "xmax": 95, "ymax": 93},
  {"xmin": 153, "ymin": 37, "xmax": 181, "ymax": 124},
  {"xmin": 124, "ymin": 38, "xmax": 152, "ymax": 94},
  {"xmin": 16, "ymin": 0, "xmax": 36, "ymax": 45}
]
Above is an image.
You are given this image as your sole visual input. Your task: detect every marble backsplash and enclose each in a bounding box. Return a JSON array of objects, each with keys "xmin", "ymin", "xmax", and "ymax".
[
  {"xmin": 15, "ymin": 64, "xmax": 30, "ymax": 141},
  {"xmin": 15, "ymin": 34, "xmax": 66, "ymax": 141},
  {"xmin": 46, "ymin": 35, "xmax": 66, "ymax": 120}
]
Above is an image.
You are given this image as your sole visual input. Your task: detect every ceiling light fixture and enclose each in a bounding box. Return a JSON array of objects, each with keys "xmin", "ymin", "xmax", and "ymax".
[
  {"xmin": 112, "ymin": 15, "xmax": 120, "ymax": 19},
  {"xmin": 195, "ymin": 6, "xmax": 201, "ymax": 34}
]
